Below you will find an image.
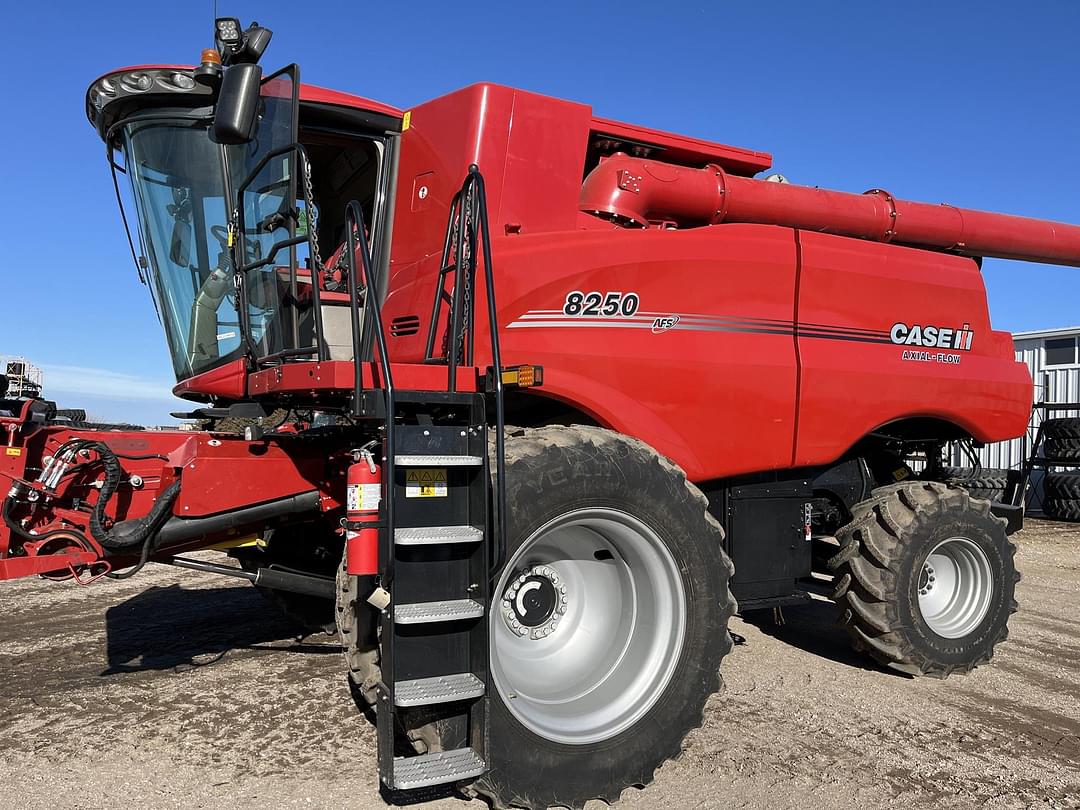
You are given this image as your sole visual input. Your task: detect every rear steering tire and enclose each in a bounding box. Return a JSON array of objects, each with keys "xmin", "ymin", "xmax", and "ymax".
[
  {"xmin": 474, "ymin": 426, "xmax": 736, "ymax": 809},
  {"xmin": 829, "ymin": 481, "xmax": 1017, "ymax": 677}
]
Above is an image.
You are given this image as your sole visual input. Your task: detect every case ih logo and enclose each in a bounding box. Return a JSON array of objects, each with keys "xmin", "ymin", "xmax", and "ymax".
[{"xmin": 890, "ymin": 322, "xmax": 974, "ymax": 351}]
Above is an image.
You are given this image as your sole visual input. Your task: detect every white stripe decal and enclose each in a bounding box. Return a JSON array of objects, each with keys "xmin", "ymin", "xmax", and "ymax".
[
  {"xmin": 507, "ymin": 310, "xmax": 893, "ymax": 343},
  {"xmin": 506, "ymin": 319, "xmax": 794, "ymax": 334}
]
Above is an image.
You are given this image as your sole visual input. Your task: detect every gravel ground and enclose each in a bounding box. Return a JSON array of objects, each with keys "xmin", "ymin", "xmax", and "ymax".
[{"xmin": 1, "ymin": 520, "xmax": 1077, "ymax": 810}]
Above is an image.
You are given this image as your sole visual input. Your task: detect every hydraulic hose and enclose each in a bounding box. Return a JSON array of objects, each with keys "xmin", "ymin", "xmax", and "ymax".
[
  {"xmin": 61, "ymin": 440, "xmax": 182, "ymax": 551},
  {"xmin": 3, "ymin": 439, "xmax": 181, "ymax": 580},
  {"xmin": 2, "ymin": 495, "xmax": 35, "ymax": 542},
  {"xmin": 86, "ymin": 441, "xmax": 124, "ymax": 544}
]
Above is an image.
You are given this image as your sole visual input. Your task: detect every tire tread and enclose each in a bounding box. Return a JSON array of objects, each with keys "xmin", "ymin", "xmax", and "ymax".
[
  {"xmin": 477, "ymin": 425, "xmax": 736, "ymax": 809},
  {"xmin": 829, "ymin": 481, "xmax": 1016, "ymax": 678}
]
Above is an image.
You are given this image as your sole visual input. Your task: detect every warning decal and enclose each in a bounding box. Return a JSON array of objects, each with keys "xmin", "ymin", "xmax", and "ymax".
[
  {"xmin": 347, "ymin": 483, "xmax": 382, "ymax": 512},
  {"xmin": 405, "ymin": 468, "xmax": 448, "ymax": 498}
]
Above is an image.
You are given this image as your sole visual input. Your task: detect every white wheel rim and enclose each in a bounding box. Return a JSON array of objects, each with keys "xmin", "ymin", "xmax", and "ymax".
[
  {"xmin": 917, "ymin": 537, "xmax": 994, "ymax": 639},
  {"xmin": 490, "ymin": 508, "xmax": 686, "ymax": 745}
]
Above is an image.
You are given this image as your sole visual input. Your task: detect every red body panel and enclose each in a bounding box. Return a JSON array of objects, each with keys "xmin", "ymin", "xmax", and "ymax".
[
  {"xmin": 481, "ymin": 225, "xmax": 801, "ymax": 480},
  {"xmin": 246, "ymin": 361, "xmax": 480, "ymax": 397},
  {"xmin": 0, "ymin": 424, "xmax": 342, "ymax": 561},
  {"xmin": 378, "ymin": 83, "xmax": 1034, "ymax": 481},
  {"xmin": 793, "ymin": 233, "xmax": 1031, "ymax": 466},
  {"xmin": 390, "ymin": 223, "xmax": 1028, "ymax": 481}
]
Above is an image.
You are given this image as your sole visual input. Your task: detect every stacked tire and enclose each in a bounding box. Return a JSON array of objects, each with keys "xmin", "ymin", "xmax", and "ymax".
[
  {"xmin": 1042, "ymin": 418, "xmax": 1080, "ymax": 522},
  {"xmin": 943, "ymin": 467, "xmax": 1013, "ymax": 502},
  {"xmin": 1043, "ymin": 417, "xmax": 1080, "ymax": 463},
  {"xmin": 1044, "ymin": 472, "xmax": 1080, "ymax": 521}
]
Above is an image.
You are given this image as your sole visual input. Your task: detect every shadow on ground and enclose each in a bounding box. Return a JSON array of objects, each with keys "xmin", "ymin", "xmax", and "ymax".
[
  {"xmin": 739, "ymin": 599, "xmax": 900, "ymax": 675},
  {"xmin": 103, "ymin": 583, "xmax": 337, "ymax": 675}
]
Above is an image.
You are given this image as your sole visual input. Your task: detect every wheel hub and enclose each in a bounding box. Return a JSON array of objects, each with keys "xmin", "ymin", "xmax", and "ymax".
[
  {"xmin": 918, "ymin": 562, "xmax": 937, "ymax": 596},
  {"xmin": 501, "ymin": 565, "xmax": 568, "ymax": 639}
]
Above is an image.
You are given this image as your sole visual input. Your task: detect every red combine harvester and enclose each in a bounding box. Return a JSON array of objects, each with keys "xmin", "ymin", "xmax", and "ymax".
[{"xmin": 3, "ymin": 17, "xmax": 1080, "ymax": 808}]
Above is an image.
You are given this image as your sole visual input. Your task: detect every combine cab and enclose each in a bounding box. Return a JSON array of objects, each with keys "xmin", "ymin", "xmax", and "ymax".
[{"xmin": 4, "ymin": 16, "xmax": 1080, "ymax": 808}]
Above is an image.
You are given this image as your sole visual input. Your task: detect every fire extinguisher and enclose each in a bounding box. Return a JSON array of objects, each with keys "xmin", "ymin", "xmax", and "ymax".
[{"xmin": 345, "ymin": 446, "xmax": 381, "ymax": 576}]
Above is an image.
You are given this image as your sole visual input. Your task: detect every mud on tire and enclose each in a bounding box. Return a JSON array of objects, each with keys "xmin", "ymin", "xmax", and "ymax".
[
  {"xmin": 829, "ymin": 481, "xmax": 1018, "ymax": 677},
  {"xmin": 471, "ymin": 426, "xmax": 736, "ymax": 810}
]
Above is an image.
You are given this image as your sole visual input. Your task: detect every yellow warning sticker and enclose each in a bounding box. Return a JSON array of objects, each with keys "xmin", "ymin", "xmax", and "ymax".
[
  {"xmin": 5, "ymin": 447, "xmax": 22, "ymax": 457},
  {"xmin": 405, "ymin": 468, "xmax": 447, "ymax": 498},
  {"xmin": 402, "ymin": 110, "xmax": 412, "ymax": 131}
]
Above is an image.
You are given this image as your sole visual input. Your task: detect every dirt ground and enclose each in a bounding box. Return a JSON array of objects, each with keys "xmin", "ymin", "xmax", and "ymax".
[{"xmin": 1, "ymin": 520, "xmax": 1077, "ymax": 810}]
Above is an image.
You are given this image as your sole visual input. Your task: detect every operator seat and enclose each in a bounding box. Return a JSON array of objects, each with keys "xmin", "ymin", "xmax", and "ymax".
[{"xmin": 318, "ymin": 236, "xmax": 366, "ymax": 362}]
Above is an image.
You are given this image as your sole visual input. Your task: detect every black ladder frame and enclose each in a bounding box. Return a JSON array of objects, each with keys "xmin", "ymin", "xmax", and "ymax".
[
  {"xmin": 235, "ymin": 150, "xmax": 508, "ymax": 792},
  {"xmin": 345, "ymin": 168, "xmax": 508, "ymax": 791}
]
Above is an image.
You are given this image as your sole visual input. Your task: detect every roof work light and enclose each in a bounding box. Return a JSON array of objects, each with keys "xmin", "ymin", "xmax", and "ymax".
[{"xmin": 214, "ymin": 18, "xmax": 273, "ymax": 66}]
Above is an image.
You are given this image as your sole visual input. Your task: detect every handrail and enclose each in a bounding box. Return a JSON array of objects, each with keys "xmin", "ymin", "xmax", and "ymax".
[
  {"xmin": 342, "ymin": 199, "xmax": 397, "ymax": 592},
  {"xmin": 468, "ymin": 167, "xmax": 509, "ymax": 575},
  {"xmin": 424, "ymin": 190, "xmax": 462, "ymax": 362},
  {"xmin": 343, "ymin": 201, "xmax": 395, "ymax": 416},
  {"xmin": 420, "ymin": 165, "xmax": 509, "ymax": 573}
]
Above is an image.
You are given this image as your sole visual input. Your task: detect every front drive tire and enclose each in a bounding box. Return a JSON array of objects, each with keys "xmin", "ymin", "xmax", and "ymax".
[
  {"xmin": 829, "ymin": 481, "xmax": 1018, "ymax": 677},
  {"xmin": 475, "ymin": 426, "xmax": 736, "ymax": 809}
]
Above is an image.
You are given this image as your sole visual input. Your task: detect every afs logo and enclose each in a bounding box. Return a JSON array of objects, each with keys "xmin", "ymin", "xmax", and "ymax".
[{"xmin": 651, "ymin": 315, "xmax": 680, "ymax": 334}]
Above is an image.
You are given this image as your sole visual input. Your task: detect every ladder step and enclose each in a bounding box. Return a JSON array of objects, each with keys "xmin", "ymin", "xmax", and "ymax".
[
  {"xmin": 392, "ymin": 747, "xmax": 486, "ymax": 790},
  {"xmin": 395, "ymin": 598, "xmax": 484, "ymax": 624},
  {"xmin": 395, "ymin": 673, "xmax": 484, "ymax": 707},
  {"xmin": 395, "ymin": 454, "xmax": 483, "ymax": 467},
  {"xmin": 395, "ymin": 525, "xmax": 483, "ymax": 546}
]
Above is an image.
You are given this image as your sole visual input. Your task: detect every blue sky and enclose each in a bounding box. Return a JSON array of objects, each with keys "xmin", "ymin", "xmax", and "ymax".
[{"xmin": 2, "ymin": 1, "xmax": 1078, "ymax": 424}]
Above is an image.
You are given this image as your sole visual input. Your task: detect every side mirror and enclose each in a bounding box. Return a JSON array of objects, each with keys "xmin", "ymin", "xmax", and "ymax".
[{"xmin": 213, "ymin": 63, "xmax": 263, "ymax": 144}]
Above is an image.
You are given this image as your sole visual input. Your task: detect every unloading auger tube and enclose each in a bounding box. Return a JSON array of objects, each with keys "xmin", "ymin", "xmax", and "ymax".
[{"xmin": 579, "ymin": 152, "xmax": 1080, "ymax": 267}]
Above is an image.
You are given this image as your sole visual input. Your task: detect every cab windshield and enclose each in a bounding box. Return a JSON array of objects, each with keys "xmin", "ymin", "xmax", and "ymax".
[{"xmin": 118, "ymin": 73, "xmax": 299, "ymax": 381}]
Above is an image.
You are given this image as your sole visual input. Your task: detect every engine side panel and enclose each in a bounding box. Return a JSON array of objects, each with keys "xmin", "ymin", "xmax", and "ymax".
[
  {"xmin": 487, "ymin": 225, "xmax": 800, "ymax": 481},
  {"xmin": 435, "ymin": 223, "xmax": 1032, "ymax": 483},
  {"xmin": 794, "ymin": 231, "xmax": 1032, "ymax": 466}
]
